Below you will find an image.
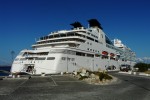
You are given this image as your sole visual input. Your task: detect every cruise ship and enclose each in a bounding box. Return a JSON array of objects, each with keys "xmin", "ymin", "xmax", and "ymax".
[{"xmin": 11, "ymin": 19, "xmax": 136, "ymax": 74}]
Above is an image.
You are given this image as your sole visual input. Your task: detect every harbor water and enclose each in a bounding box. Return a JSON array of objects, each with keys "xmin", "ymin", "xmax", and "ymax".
[{"xmin": 0, "ymin": 66, "xmax": 11, "ymax": 76}]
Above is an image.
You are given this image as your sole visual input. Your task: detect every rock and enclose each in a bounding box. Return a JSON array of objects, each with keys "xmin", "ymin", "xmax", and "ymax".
[
  {"xmin": 95, "ymin": 79, "xmax": 100, "ymax": 83},
  {"xmin": 72, "ymin": 71, "xmax": 77, "ymax": 75},
  {"xmin": 81, "ymin": 68, "xmax": 86, "ymax": 74},
  {"xmin": 85, "ymin": 72, "xmax": 89, "ymax": 77},
  {"xmin": 95, "ymin": 75, "xmax": 99, "ymax": 80},
  {"xmin": 84, "ymin": 78, "xmax": 91, "ymax": 83},
  {"xmin": 90, "ymin": 73, "xmax": 95, "ymax": 79},
  {"xmin": 76, "ymin": 74, "xmax": 81, "ymax": 79},
  {"xmin": 98, "ymin": 68, "xmax": 102, "ymax": 72},
  {"xmin": 91, "ymin": 78, "xmax": 96, "ymax": 83},
  {"xmin": 80, "ymin": 73, "xmax": 85, "ymax": 77},
  {"xmin": 61, "ymin": 72, "xmax": 64, "ymax": 75},
  {"xmin": 73, "ymin": 69, "xmax": 117, "ymax": 85}
]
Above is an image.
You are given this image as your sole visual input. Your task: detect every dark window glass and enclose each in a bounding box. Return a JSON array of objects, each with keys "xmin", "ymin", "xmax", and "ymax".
[{"xmin": 47, "ymin": 57, "xmax": 55, "ymax": 60}]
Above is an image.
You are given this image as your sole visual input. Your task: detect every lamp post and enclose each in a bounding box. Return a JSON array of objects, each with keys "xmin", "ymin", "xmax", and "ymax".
[
  {"xmin": 107, "ymin": 61, "xmax": 109, "ymax": 70},
  {"xmin": 93, "ymin": 59, "xmax": 94, "ymax": 71},
  {"xmin": 66, "ymin": 51, "xmax": 68, "ymax": 72},
  {"xmin": 11, "ymin": 50, "xmax": 15, "ymax": 63},
  {"xmin": 147, "ymin": 58, "xmax": 148, "ymax": 69}
]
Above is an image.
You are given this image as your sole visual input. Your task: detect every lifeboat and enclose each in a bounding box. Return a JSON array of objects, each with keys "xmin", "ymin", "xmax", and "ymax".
[
  {"xmin": 102, "ymin": 51, "xmax": 108, "ymax": 55},
  {"xmin": 110, "ymin": 53, "xmax": 115, "ymax": 57}
]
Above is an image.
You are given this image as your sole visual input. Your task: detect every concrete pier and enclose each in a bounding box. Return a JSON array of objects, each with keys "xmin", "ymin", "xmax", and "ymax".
[{"xmin": 0, "ymin": 74, "xmax": 150, "ymax": 100}]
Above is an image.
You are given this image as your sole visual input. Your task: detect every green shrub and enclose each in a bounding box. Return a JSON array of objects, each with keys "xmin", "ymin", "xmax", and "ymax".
[
  {"xmin": 134, "ymin": 63, "xmax": 150, "ymax": 72},
  {"xmin": 98, "ymin": 72, "xmax": 112, "ymax": 81},
  {"xmin": 92, "ymin": 72, "xmax": 112, "ymax": 81},
  {"xmin": 86, "ymin": 70, "xmax": 93, "ymax": 75},
  {"xmin": 99, "ymin": 72, "xmax": 105, "ymax": 81},
  {"xmin": 145, "ymin": 70, "xmax": 150, "ymax": 74}
]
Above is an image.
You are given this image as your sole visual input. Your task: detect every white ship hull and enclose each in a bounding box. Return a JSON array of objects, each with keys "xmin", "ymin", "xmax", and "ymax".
[{"xmin": 11, "ymin": 48, "xmax": 136, "ymax": 74}]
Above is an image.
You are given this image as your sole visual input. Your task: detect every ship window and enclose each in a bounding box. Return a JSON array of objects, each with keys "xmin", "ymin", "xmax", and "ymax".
[
  {"xmin": 101, "ymin": 34, "xmax": 103, "ymax": 38},
  {"xmin": 87, "ymin": 32, "xmax": 91, "ymax": 35},
  {"xmin": 28, "ymin": 58, "xmax": 34, "ymax": 60},
  {"xmin": 87, "ymin": 54, "xmax": 94, "ymax": 58},
  {"xmin": 15, "ymin": 58, "xmax": 19, "ymax": 61},
  {"xmin": 67, "ymin": 50, "xmax": 76, "ymax": 55},
  {"xmin": 87, "ymin": 48, "xmax": 89, "ymax": 50},
  {"xmin": 101, "ymin": 55, "xmax": 108, "ymax": 59},
  {"xmin": 89, "ymin": 30, "xmax": 92, "ymax": 32},
  {"xmin": 71, "ymin": 58, "xmax": 75, "ymax": 61},
  {"xmin": 105, "ymin": 35, "xmax": 113, "ymax": 45},
  {"xmin": 60, "ymin": 34, "xmax": 66, "ymax": 37},
  {"xmin": 87, "ymin": 36, "xmax": 94, "ymax": 41},
  {"xmin": 67, "ymin": 32, "xmax": 75, "ymax": 36},
  {"xmin": 95, "ymin": 40, "xmax": 98, "ymax": 43},
  {"xmin": 38, "ymin": 52, "xmax": 49, "ymax": 55},
  {"xmin": 47, "ymin": 57, "xmax": 55, "ymax": 60},
  {"xmin": 40, "ymin": 37, "xmax": 44, "ymax": 40},
  {"xmin": 61, "ymin": 57, "xmax": 66, "ymax": 60},
  {"xmin": 46, "ymin": 36, "xmax": 49, "ymax": 39},
  {"xmin": 35, "ymin": 57, "xmax": 46, "ymax": 60},
  {"xmin": 67, "ymin": 57, "xmax": 71, "ymax": 61},
  {"xmin": 76, "ymin": 52, "xmax": 85, "ymax": 56},
  {"xmin": 95, "ymin": 54, "xmax": 100, "ymax": 57},
  {"xmin": 48, "ymin": 35, "xmax": 53, "ymax": 39},
  {"xmin": 54, "ymin": 34, "xmax": 60, "ymax": 38}
]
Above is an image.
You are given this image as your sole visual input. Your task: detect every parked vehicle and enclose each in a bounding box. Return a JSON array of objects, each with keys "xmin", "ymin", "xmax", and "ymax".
[{"xmin": 120, "ymin": 64, "xmax": 131, "ymax": 72}]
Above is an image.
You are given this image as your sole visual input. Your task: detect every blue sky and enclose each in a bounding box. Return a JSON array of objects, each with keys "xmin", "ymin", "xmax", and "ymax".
[{"xmin": 0, "ymin": 0, "xmax": 150, "ymax": 65}]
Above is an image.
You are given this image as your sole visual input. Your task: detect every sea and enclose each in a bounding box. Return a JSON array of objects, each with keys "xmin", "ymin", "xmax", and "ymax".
[{"xmin": 0, "ymin": 66, "xmax": 11, "ymax": 76}]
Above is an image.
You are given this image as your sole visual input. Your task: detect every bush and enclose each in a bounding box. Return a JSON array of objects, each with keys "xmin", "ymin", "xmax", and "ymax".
[
  {"xmin": 99, "ymin": 72, "xmax": 112, "ymax": 81},
  {"xmin": 99, "ymin": 72, "xmax": 105, "ymax": 81},
  {"xmin": 79, "ymin": 76, "xmax": 88, "ymax": 80},
  {"xmin": 93, "ymin": 72, "xmax": 112, "ymax": 81},
  {"xmin": 134, "ymin": 63, "xmax": 150, "ymax": 72},
  {"xmin": 145, "ymin": 70, "xmax": 150, "ymax": 74}
]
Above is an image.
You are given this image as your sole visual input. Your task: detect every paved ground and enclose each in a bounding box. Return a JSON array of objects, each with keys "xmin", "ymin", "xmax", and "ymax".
[{"xmin": 0, "ymin": 73, "xmax": 150, "ymax": 100}]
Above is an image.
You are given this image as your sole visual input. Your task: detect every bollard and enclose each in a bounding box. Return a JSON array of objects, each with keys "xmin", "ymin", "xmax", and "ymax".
[
  {"xmin": 133, "ymin": 72, "xmax": 136, "ymax": 75},
  {"xmin": 41, "ymin": 73, "xmax": 45, "ymax": 76},
  {"xmin": 12, "ymin": 75, "xmax": 16, "ymax": 78},
  {"xmin": 61, "ymin": 72, "xmax": 64, "ymax": 75},
  {"xmin": 17, "ymin": 75, "xmax": 20, "ymax": 78}
]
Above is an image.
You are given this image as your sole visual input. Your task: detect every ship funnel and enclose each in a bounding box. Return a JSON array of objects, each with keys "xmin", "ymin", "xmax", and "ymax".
[
  {"xmin": 70, "ymin": 22, "xmax": 83, "ymax": 28},
  {"xmin": 88, "ymin": 19, "xmax": 103, "ymax": 30}
]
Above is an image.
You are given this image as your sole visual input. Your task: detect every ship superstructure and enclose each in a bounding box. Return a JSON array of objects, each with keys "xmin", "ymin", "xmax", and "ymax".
[{"xmin": 11, "ymin": 19, "xmax": 136, "ymax": 74}]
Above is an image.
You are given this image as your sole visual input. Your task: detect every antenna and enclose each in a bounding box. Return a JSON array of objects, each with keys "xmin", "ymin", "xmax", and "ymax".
[{"xmin": 11, "ymin": 50, "xmax": 15, "ymax": 63}]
